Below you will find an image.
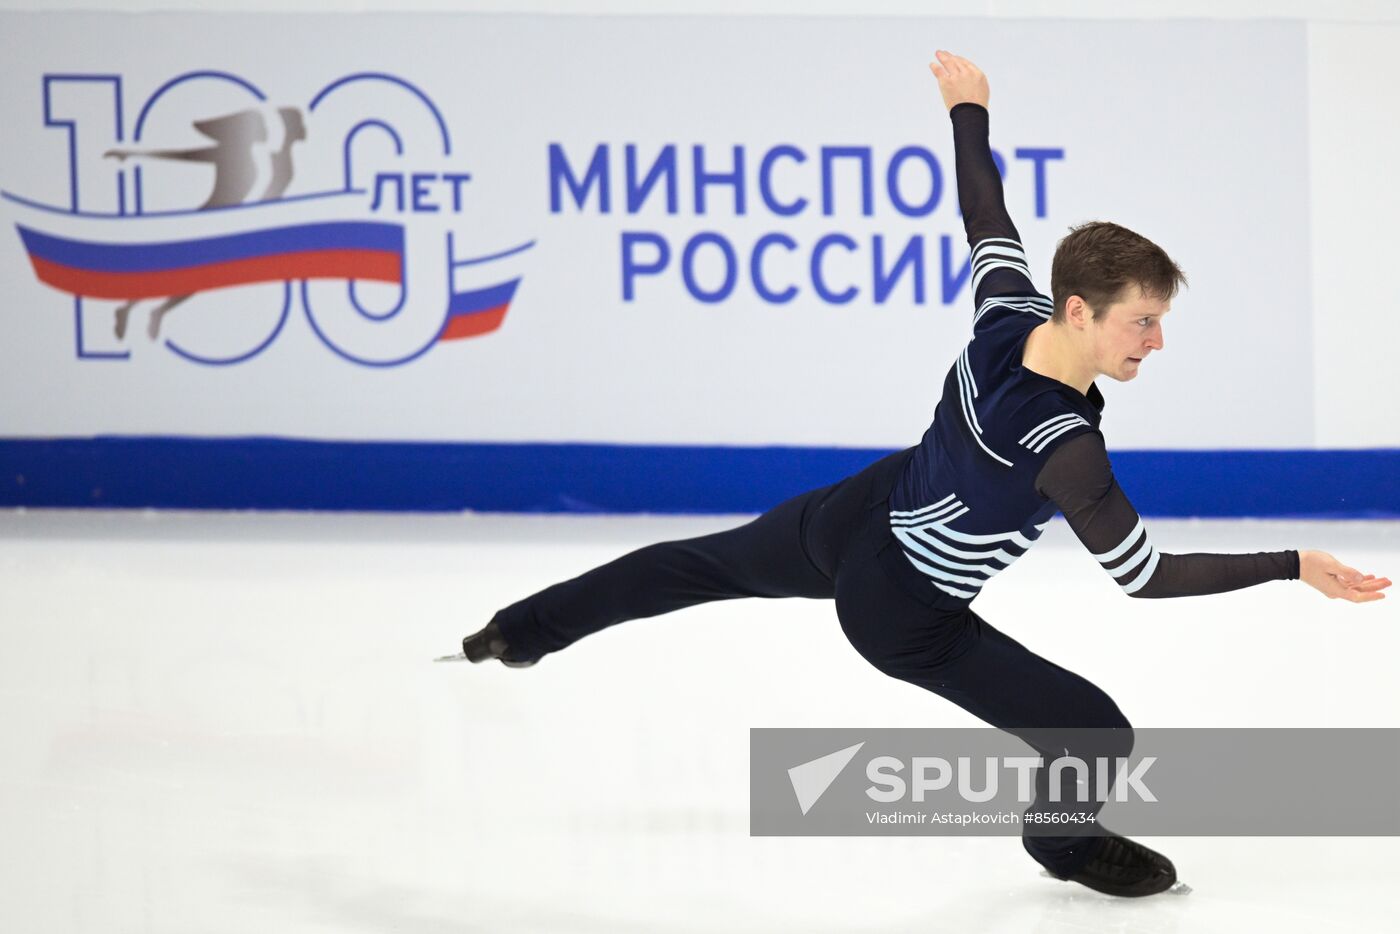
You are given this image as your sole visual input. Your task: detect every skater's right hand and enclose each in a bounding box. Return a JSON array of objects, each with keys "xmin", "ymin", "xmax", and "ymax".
[
  {"xmin": 1299, "ymin": 550, "xmax": 1391, "ymax": 602},
  {"xmin": 929, "ymin": 50, "xmax": 990, "ymax": 113}
]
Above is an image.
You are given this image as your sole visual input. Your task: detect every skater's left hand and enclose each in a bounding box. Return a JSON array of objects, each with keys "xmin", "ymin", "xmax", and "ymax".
[
  {"xmin": 1299, "ymin": 550, "xmax": 1391, "ymax": 603},
  {"xmin": 929, "ymin": 50, "xmax": 990, "ymax": 113}
]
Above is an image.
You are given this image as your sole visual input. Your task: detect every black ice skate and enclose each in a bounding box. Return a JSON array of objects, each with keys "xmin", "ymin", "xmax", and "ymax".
[
  {"xmin": 1041, "ymin": 832, "xmax": 1189, "ymax": 897},
  {"xmin": 435, "ymin": 619, "xmax": 539, "ymax": 667}
]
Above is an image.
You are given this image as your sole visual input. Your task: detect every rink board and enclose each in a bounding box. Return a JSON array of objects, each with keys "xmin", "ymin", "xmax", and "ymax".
[{"xmin": 2, "ymin": 438, "xmax": 1396, "ymax": 517}]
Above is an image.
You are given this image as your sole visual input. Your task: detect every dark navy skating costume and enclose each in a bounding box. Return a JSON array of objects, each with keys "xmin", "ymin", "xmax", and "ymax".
[{"xmin": 489, "ymin": 102, "xmax": 1298, "ymax": 878}]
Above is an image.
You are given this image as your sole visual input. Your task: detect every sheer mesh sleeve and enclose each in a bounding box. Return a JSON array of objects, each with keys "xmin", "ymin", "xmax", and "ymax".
[
  {"xmin": 1034, "ymin": 432, "xmax": 1299, "ymax": 599},
  {"xmin": 950, "ymin": 103, "xmax": 1042, "ymax": 307}
]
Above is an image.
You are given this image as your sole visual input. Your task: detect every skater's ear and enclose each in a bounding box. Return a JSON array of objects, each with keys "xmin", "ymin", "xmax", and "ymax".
[{"xmin": 1062, "ymin": 294, "xmax": 1094, "ymax": 329}]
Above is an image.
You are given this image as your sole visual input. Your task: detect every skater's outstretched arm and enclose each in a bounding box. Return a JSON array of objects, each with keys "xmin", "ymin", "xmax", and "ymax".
[
  {"xmin": 930, "ymin": 50, "xmax": 1041, "ymax": 307},
  {"xmin": 1035, "ymin": 433, "xmax": 1392, "ymax": 603}
]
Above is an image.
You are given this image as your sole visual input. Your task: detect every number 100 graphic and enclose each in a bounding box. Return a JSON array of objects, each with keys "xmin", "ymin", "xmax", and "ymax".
[{"xmin": 5, "ymin": 71, "xmax": 533, "ymax": 367}]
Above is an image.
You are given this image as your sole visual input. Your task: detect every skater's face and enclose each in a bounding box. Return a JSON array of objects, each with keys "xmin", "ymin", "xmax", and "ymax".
[{"xmin": 1088, "ymin": 284, "xmax": 1170, "ymax": 382}]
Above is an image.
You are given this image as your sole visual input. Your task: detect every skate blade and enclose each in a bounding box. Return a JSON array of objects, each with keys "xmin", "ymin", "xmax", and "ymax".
[
  {"xmin": 1039, "ymin": 870, "xmax": 1192, "ymax": 895},
  {"xmin": 434, "ymin": 651, "xmax": 469, "ymax": 662}
]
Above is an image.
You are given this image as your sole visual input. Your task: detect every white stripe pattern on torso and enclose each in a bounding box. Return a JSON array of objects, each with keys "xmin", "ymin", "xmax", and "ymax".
[
  {"xmin": 889, "ymin": 493, "xmax": 958, "ymax": 520},
  {"xmin": 954, "ymin": 345, "xmax": 1014, "ymax": 468},
  {"xmin": 889, "ymin": 497, "xmax": 1044, "ymax": 600},
  {"xmin": 889, "ymin": 497, "xmax": 967, "ymax": 527},
  {"xmin": 900, "ymin": 525, "xmax": 1022, "ymax": 564},
  {"xmin": 973, "ymin": 295, "xmax": 1052, "ymax": 328}
]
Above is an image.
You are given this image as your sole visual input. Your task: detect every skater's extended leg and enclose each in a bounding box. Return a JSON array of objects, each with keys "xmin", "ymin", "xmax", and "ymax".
[{"xmin": 489, "ymin": 483, "xmax": 837, "ymax": 662}]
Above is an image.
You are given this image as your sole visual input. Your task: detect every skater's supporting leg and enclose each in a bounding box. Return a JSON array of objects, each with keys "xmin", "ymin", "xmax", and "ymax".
[
  {"xmin": 927, "ymin": 619, "xmax": 1133, "ymax": 876},
  {"xmin": 834, "ymin": 552, "xmax": 1131, "ymax": 876}
]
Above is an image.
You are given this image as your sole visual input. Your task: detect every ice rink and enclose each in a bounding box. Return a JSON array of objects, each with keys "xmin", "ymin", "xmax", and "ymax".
[{"xmin": 1, "ymin": 509, "xmax": 1395, "ymax": 933}]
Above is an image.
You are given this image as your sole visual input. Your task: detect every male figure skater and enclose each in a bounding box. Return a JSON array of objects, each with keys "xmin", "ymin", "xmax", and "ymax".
[{"xmin": 456, "ymin": 51, "xmax": 1390, "ymax": 896}]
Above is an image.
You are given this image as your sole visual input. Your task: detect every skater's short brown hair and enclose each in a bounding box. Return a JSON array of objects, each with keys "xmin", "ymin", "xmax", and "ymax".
[{"xmin": 1050, "ymin": 221, "xmax": 1186, "ymax": 323}]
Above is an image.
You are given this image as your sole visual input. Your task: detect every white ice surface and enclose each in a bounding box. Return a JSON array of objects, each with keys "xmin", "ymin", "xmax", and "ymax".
[{"xmin": 1, "ymin": 510, "xmax": 1396, "ymax": 933}]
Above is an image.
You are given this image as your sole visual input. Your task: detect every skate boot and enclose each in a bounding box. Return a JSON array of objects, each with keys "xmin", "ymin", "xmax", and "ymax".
[
  {"xmin": 461, "ymin": 619, "xmax": 538, "ymax": 668},
  {"xmin": 1044, "ymin": 832, "xmax": 1186, "ymax": 897}
]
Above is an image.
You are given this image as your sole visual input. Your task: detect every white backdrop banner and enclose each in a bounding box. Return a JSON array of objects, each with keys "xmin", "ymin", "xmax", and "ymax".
[{"xmin": 0, "ymin": 13, "xmax": 1312, "ymax": 451}]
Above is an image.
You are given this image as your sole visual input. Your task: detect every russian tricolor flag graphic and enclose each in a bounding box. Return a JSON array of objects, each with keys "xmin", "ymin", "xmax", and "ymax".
[
  {"xmin": 442, "ymin": 279, "xmax": 519, "ymax": 341},
  {"xmin": 15, "ymin": 220, "xmax": 518, "ymax": 342},
  {"xmin": 18, "ymin": 221, "xmax": 402, "ymax": 298}
]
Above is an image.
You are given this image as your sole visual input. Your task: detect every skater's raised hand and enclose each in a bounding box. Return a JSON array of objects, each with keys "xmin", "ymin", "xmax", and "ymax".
[
  {"xmin": 1299, "ymin": 550, "xmax": 1391, "ymax": 603},
  {"xmin": 929, "ymin": 49, "xmax": 990, "ymax": 113}
]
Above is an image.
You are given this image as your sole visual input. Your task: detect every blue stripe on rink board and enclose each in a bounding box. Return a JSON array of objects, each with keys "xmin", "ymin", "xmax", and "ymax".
[
  {"xmin": 0, "ymin": 437, "xmax": 1397, "ymax": 517},
  {"xmin": 16, "ymin": 222, "xmax": 404, "ymax": 272}
]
